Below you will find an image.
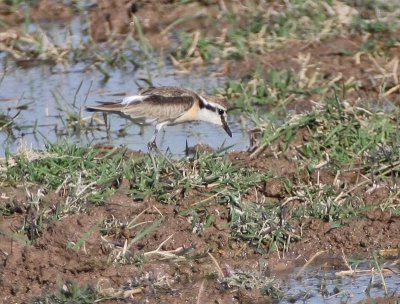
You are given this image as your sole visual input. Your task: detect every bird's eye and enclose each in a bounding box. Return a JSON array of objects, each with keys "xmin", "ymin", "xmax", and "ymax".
[{"xmin": 218, "ymin": 109, "xmax": 224, "ymax": 115}]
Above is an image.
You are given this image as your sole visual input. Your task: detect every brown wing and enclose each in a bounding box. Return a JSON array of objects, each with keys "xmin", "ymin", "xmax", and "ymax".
[
  {"xmin": 141, "ymin": 86, "xmax": 197, "ymax": 98},
  {"xmin": 123, "ymin": 95, "xmax": 195, "ymax": 122},
  {"xmin": 86, "ymin": 93, "xmax": 196, "ymax": 124}
]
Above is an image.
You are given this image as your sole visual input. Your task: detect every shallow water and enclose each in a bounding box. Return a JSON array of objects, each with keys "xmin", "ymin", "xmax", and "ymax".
[
  {"xmin": 0, "ymin": 13, "xmax": 248, "ymax": 156},
  {"xmin": 2, "ymin": 16, "xmax": 398, "ymax": 304},
  {"xmin": 280, "ymin": 263, "xmax": 400, "ymax": 303},
  {"xmin": 0, "ymin": 59, "xmax": 249, "ymax": 156}
]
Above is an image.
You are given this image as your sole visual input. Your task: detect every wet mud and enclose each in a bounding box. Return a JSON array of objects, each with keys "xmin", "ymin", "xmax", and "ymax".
[
  {"xmin": 1, "ymin": 0, "xmax": 400, "ymax": 303},
  {"xmin": 1, "ymin": 151, "xmax": 400, "ymax": 302}
]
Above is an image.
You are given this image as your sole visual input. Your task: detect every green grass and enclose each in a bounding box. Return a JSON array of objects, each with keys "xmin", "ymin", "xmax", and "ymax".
[
  {"xmin": 291, "ymin": 97, "xmax": 398, "ymax": 167},
  {"xmin": 3, "ymin": 144, "xmax": 125, "ymax": 192},
  {"xmin": 28, "ymin": 281, "xmax": 97, "ymax": 304},
  {"xmin": 174, "ymin": 1, "xmax": 335, "ymax": 61},
  {"xmin": 2, "ymin": 127, "xmax": 399, "ymax": 252},
  {"xmin": 0, "ymin": 14, "xmax": 149, "ymax": 69},
  {"xmin": 1, "ymin": 0, "xmax": 400, "ymax": 254},
  {"xmin": 0, "ymin": 0, "xmax": 399, "ymax": 76},
  {"xmin": 1, "ymin": 144, "xmax": 127, "ymax": 242},
  {"xmin": 230, "ymin": 200, "xmax": 298, "ymax": 252},
  {"xmin": 2, "ymin": 60, "xmax": 400, "ymax": 251},
  {"xmin": 66, "ymin": 224, "xmax": 99, "ymax": 252},
  {"xmin": 221, "ymin": 267, "xmax": 283, "ymax": 299},
  {"xmin": 2, "ymin": 1, "xmax": 400, "ymax": 302},
  {"xmin": 173, "ymin": 31, "xmax": 220, "ymax": 61},
  {"xmin": 2, "ymin": 0, "xmax": 39, "ymax": 7},
  {"xmin": 235, "ymin": 83, "xmax": 400, "ymax": 169},
  {"xmin": 173, "ymin": 0, "xmax": 400, "ymax": 64},
  {"xmin": 221, "ymin": 68, "xmax": 318, "ymax": 117}
]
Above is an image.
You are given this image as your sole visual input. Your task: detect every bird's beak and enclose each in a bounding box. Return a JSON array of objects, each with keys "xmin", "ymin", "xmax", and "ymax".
[{"xmin": 222, "ymin": 119, "xmax": 232, "ymax": 137}]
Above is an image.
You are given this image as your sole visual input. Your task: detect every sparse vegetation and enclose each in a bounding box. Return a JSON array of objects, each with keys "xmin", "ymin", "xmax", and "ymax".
[
  {"xmin": 29, "ymin": 281, "xmax": 98, "ymax": 304},
  {"xmin": 1, "ymin": 0, "xmax": 400, "ymax": 303}
]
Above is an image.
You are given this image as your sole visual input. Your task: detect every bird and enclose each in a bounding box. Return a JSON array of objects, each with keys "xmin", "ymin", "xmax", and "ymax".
[{"xmin": 86, "ymin": 86, "xmax": 232, "ymax": 151}]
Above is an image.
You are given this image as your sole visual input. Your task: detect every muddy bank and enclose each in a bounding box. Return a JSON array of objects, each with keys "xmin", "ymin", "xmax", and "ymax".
[
  {"xmin": 1, "ymin": 0, "xmax": 400, "ymax": 302},
  {"xmin": 1, "ymin": 150, "xmax": 399, "ymax": 302}
]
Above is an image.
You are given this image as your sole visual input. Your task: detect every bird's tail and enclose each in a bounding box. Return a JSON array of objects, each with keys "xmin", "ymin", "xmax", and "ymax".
[
  {"xmin": 86, "ymin": 95, "xmax": 147, "ymax": 113},
  {"xmin": 85, "ymin": 102, "xmax": 125, "ymax": 113}
]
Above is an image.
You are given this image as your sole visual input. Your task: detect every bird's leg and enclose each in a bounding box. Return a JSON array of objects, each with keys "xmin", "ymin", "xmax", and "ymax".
[
  {"xmin": 148, "ymin": 127, "xmax": 159, "ymax": 151},
  {"xmin": 154, "ymin": 144, "xmax": 177, "ymax": 168},
  {"xmin": 148, "ymin": 123, "xmax": 176, "ymax": 170},
  {"xmin": 148, "ymin": 129, "xmax": 160, "ymax": 182},
  {"xmin": 148, "ymin": 149, "xmax": 159, "ymax": 183}
]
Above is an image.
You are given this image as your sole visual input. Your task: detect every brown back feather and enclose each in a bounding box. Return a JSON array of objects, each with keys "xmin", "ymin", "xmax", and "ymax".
[
  {"xmin": 124, "ymin": 95, "xmax": 195, "ymax": 121},
  {"xmin": 86, "ymin": 93, "xmax": 196, "ymax": 124}
]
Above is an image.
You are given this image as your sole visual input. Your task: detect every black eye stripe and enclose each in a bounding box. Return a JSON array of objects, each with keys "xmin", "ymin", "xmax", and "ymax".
[
  {"xmin": 198, "ymin": 97, "xmax": 225, "ymax": 114},
  {"xmin": 200, "ymin": 102, "xmax": 217, "ymax": 112},
  {"xmin": 206, "ymin": 104, "xmax": 215, "ymax": 111}
]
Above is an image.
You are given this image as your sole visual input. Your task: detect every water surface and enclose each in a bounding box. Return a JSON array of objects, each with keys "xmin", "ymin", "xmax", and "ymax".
[{"xmin": 0, "ymin": 60, "xmax": 248, "ymax": 156}]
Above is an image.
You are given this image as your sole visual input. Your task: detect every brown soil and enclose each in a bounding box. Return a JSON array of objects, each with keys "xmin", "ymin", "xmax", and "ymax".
[
  {"xmin": 1, "ymin": 151, "xmax": 399, "ymax": 303},
  {"xmin": 0, "ymin": 176, "xmax": 263, "ymax": 303},
  {"xmin": 1, "ymin": 0, "xmax": 400, "ymax": 303},
  {"xmin": 89, "ymin": 0, "xmax": 229, "ymax": 46}
]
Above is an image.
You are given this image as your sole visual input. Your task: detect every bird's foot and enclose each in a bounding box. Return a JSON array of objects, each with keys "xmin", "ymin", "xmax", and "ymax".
[
  {"xmin": 147, "ymin": 140, "xmax": 158, "ymax": 152},
  {"xmin": 147, "ymin": 140, "xmax": 177, "ymax": 171},
  {"xmin": 147, "ymin": 143, "xmax": 160, "ymax": 184}
]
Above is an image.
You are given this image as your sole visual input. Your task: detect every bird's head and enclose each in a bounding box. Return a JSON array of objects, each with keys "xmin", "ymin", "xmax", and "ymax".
[{"xmin": 198, "ymin": 95, "xmax": 232, "ymax": 137}]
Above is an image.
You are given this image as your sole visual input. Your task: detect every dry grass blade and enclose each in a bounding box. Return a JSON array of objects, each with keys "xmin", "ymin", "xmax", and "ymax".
[
  {"xmin": 383, "ymin": 84, "xmax": 400, "ymax": 97},
  {"xmin": 143, "ymin": 234, "xmax": 191, "ymax": 261},
  {"xmin": 187, "ymin": 31, "xmax": 200, "ymax": 58},
  {"xmin": 344, "ymin": 161, "xmax": 400, "ymax": 196},
  {"xmin": 296, "ymin": 251, "xmax": 326, "ymax": 278},
  {"xmin": 208, "ymin": 252, "xmax": 225, "ymax": 279},
  {"xmin": 196, "ymin": 279, "xmax": 206, "ymax": 304},
  {"xmin": 143, "ymin": 234, "xmax": 174, "ymax": 257},
  {"xmin": 126, "ymin": 217, "xmax": 164, "ymax": 250},
  {"xmin": 160, "ymin": 10, "xmax": 207, "ymax": 36},
  {"xmin": 335, "ymin": 268, "xmax": 393, "ymax": 276},
  {"xmin": 0, "ymin": 111, "xmax": 20, "ymax": 132}
]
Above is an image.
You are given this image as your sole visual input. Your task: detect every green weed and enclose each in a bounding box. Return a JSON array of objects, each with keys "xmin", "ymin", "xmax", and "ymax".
[
  {"xmin": 67, "ymin": 224, "xmax": 99, "ymax": 252},
  {"xmin": 248, "ymin": 91, "xmax": 400, "ymax": 168},
  {"xmin": 229, "ymin": 200, "xmax": 298, "ymax": 252},
  {"xmin": 2, "ymin": 115, "xmax": 400, "ymax": 254},
  {"xmin": 221, "ymin": 68, "xmax": 325, "ymax": 120},
  {"xmin": 221, "ymin": 267, "xmax": 282, "ymax": 299},
  {"xmin": 3, "ymin": 0, "xmax": 38, "ymax": 7},
  {"xmin": 173, "ymin": 31, "xmax": 220, "ymax": 61},
  {"xmin": 29, "ymin": 281, "xmax": 97, "ymax": 304}
]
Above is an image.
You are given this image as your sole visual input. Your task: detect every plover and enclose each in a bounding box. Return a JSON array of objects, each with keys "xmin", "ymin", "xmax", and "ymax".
[{"xmin": 86, "ymin": 86, "xmax": 232, "ymax": 150}]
